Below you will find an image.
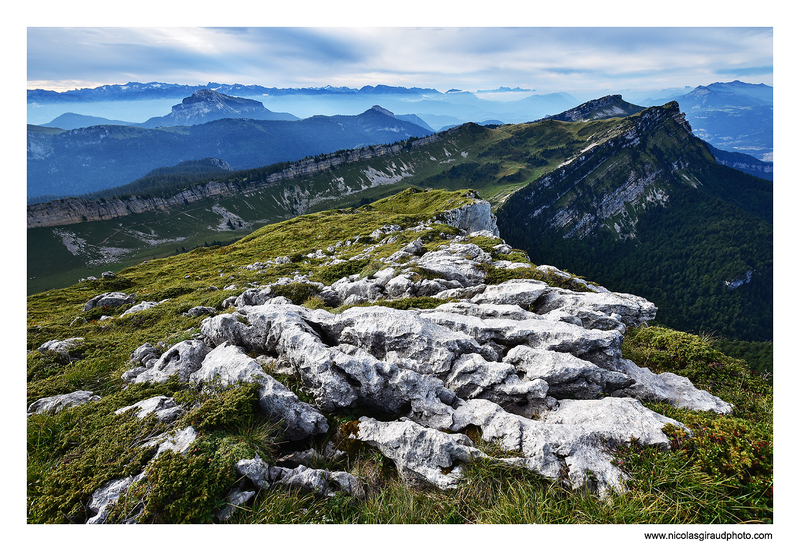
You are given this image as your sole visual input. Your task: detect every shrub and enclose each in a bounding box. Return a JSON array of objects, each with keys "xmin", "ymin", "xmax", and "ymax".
[{"xmin": 110, "ymin": 435, "xmax": 254, "ymax": 523}]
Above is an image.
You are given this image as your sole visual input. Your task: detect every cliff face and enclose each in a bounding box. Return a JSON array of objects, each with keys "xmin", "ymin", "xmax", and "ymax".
[
  {"xmin": 501, "ymin": 102, "xmax": 706, "ymax": 241},
  {"xmin": 27, "ymin": 133, "xmax": 445, "ymax": 229}
]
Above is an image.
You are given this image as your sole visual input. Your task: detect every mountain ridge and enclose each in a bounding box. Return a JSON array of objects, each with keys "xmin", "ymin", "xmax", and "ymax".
[{"xmin": 495, "ymin": 102, "xmax": 772, "ymax": 341}]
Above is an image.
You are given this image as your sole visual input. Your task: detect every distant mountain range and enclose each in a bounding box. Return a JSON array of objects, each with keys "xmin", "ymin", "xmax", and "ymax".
[
  {"xmin": 28, "ymin": 81, "xmax": 582, "ymax": 131},
  {"xmin": 26, "ymin": 82, "xmax": 446, "ymax": 103},
  {"xmin": 28, "ymin": 80, "xmax": 772, "ymax": 160},
  {"xmin": 28, "ymin": 95, "xmax": 434, "ymax": 200},
  {"xmin": 41, "ymin": 89, "xmax": 299, "ymax": 130},
  {"xmin": 663, "ymin": 81, "xmax": 773, "ymax": 161}
]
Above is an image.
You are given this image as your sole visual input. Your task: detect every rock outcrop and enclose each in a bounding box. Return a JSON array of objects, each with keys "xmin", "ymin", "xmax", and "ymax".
[{"xmin": 30, "ymin": 206, "xmax": 735, "ymax": 522}]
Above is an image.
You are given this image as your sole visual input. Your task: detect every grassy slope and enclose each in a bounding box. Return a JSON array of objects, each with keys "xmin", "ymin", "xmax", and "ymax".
[{"xmin": 27, "ymin": 189, "xmax": 772, "ymax": 524}]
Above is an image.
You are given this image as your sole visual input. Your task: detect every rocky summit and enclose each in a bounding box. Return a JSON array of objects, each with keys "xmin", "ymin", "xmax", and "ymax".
[{"xmin": 26, "ymin": 189, "xmax": 744, "ymax": 523}]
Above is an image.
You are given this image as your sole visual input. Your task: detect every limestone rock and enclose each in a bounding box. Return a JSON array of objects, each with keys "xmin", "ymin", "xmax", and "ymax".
[
  {"xmin": 145, "ymin": 426, "xmax": 197, "ymax": 458},
  {"xmin": 37, "ymin": 337, "xmax": 84, "ymax": 358},
  {"xmin": 114, "ymin": 395, "xmax": 184, "ymax": 423},
  {"xmin": 83, "ymin": 291, "xmax": 136, "ymax": 312},
  {"xmin": 27, "ymin": 390, "xmax": 100, "ymax": 417},
  {"xmin": 415, "ymin": 244, "xmax": 489, "ymax": 286},
  {"xmin": 190, "ymin": 341, "xmax": 329, "ymax": 441},
  {"xmin": 184, "ymin": 305, "xmax": 217, "ymax": 317},
  {"xmin": 189, "ymin": 341, "xmax": 266, "ymax": 386},
  {"xmin": 235, "ymin": 454, "xmax": 271, "ymax": 490},
  {"xmin": 450, "ymin": 396, "xmax": 687, "ymax": 497},
  {"xmin": 128, "ymin": 342, "xmax": 162, "ymax": 367},
  {"xmin": 471, "ymin": 279, "xmax": 549, "ymax": 307},
  {"xmin": 120, "ymin": 299, "xmax": 169, "ymax": 317},
  {"xmin": 86, "ymin": 473, "xmax": 145, "ymax": 524},
  {"xmin": 436, "ymin": 199, "xmax": 499, "ymax": 236},
  {"xmin": 504, "ymin": 345, "xmax": 633, "ymax": 400},
  {"xmin": 214, "ymin": 489, "xmax": 256, "ymax": 522},
  {"xmin": 444, "ymin": 352, "xmax": 550, "ymax": 410},
  {"xmin": 615, "ymin": 360, "xmax": 733, "ymax": 414},
  {"xmin": 130, "ymin": 339, "xmax": 210, "ymax": 384},
  {"xmin": 352, "ymin": 416, "xmax": 486, "ymax": 490},
  {"xmin": 270, "ymin": 464, "xmax": 365, "ymax": 498},
  {"xmin": 108, "ymin": 220, "xmax": 733, "ymax": 500},
  {"xmin": 533, "ymin": 287, "xmax": 657, "ymax": 330}
]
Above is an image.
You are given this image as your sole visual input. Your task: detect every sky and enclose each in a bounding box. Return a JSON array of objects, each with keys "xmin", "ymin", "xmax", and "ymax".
[{"xmin": 27, "ymin": 26, "xmax": 773, "ymax": 97}]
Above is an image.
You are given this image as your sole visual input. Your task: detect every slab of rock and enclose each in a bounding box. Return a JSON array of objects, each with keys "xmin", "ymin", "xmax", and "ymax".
[
  {"xmin": 128, "ymin": 342, "xmax": 162, "ymax": 368},
  {"xmin": 436, "ymin": 199, "xmax": 499, "ymax": 236},
  {"xmin": 184, "ymin": 306, "xmax": 217, "ymax": 317},
  {"xmin": 129, "ymin": 339, "xmax": 210, "ymax": 384},
  {"xmin": 236, "ymin": 454, "xmax": 272, "ymax": 490},
  {"xmin": 114, "ymin": 395, "xmax": 184, "ymax": 423},
  {"xmin": 420, "ymin": 308, "xmax": 623, "ymax": 370},
  {"xmin": 189, "ymin": 341, "xmax": 267, "ymax": 386},
  {"xmin": 532, "ymin": 287, "xmax": 657, "ymax": 330},
  {"xmin": 444, "ymin": 352, "xmax": 550, "ymax": 410},
  {"xmin": 120, "ymin": 299, "xmax": 169, "ymax": 317},
  {"xmin": 504, "ymin": 345, "xmax": 633, "ymax": 400},
  {"xmin": 145, "ymin": 426, "xmax": 197, "ymax": 458},
  {"xmin": 27, "ymin": 390, "xmax": 100, "ymax": 417},
  {"xmin": 37, "ymin": 337, "xmax": 84, "ymax": 357},
  {"xmin": 471, "ymin": 279, "xmax": 549, "ymax": 307},
  {"xmin": 215, "ymin": 489, "xmax": 256, "ymax": 521},
  {"xmin": 415, "ymin": 245, "xmax": 489, "ymax": 286},
  {"xmin": 450, "ymin": 396, "xmax": 687, "ymax": 497},
  {"xmin": 86, "ymin": 473, "xmax": 145, "ymax": 524},
  {"xmin": 270, "ymin": 464, "xmax": 365, "ymax": 498},
  {"xmin": 352, "ymin": 416, "xmax": 486, "ymax": 490},
  {"xmin": 83, "ymin": 292, "xmax": 136, "ymax": 312},
  {"xmin": 615, "ymin": 360, "xmax": 733, "ymax": 414},
  {"xmin": 190, "ymin": 342, "xmax": 329, "ymax": 441}
]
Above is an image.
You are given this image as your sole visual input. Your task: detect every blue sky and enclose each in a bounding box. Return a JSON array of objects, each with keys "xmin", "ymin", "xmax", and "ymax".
[{"xmin": 26, "ymin": 21, "xmax": 774, "ymax": 97}]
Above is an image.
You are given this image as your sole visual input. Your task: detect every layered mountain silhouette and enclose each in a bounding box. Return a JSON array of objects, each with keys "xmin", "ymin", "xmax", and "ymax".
[{"xmin": 28, "ymin": 96, "xmax": 433, "ymax": 199}]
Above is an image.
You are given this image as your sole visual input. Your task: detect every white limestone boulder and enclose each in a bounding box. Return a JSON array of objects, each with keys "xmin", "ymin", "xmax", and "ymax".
[{"xmin": 27, "ymin": 390, "xmax": 100, "ymax": 417}]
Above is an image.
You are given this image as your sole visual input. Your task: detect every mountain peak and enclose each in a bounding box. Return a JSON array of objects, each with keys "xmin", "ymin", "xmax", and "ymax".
[
  {"xmin": 137, "ymin": 90, "xmax": 297, "ymax": 128},
  {"xmin": 368, "ymin": 105, "xmax": 395, "ymax": 117},
  {"xmin": 543, "ymin": 95, "xmax": 644, "ymax": 123}
]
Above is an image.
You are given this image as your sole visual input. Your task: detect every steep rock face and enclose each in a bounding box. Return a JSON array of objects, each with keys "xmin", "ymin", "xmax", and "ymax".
[
  {"xmin": 27, "ymin": 132, "xmax": 446, "ymax": 229},
  {"xmin": 504, "ymin": 102, "xmax": 699, "ymax": 241},
  {"xmin": 434, "ymin": 195, "xmax": 499, "ymax": 236}
]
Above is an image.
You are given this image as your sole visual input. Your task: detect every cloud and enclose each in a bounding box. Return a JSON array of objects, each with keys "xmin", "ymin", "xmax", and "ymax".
[{"xmin": 27, "ymin": 27, "xmax": 773, "ymax": 94}]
